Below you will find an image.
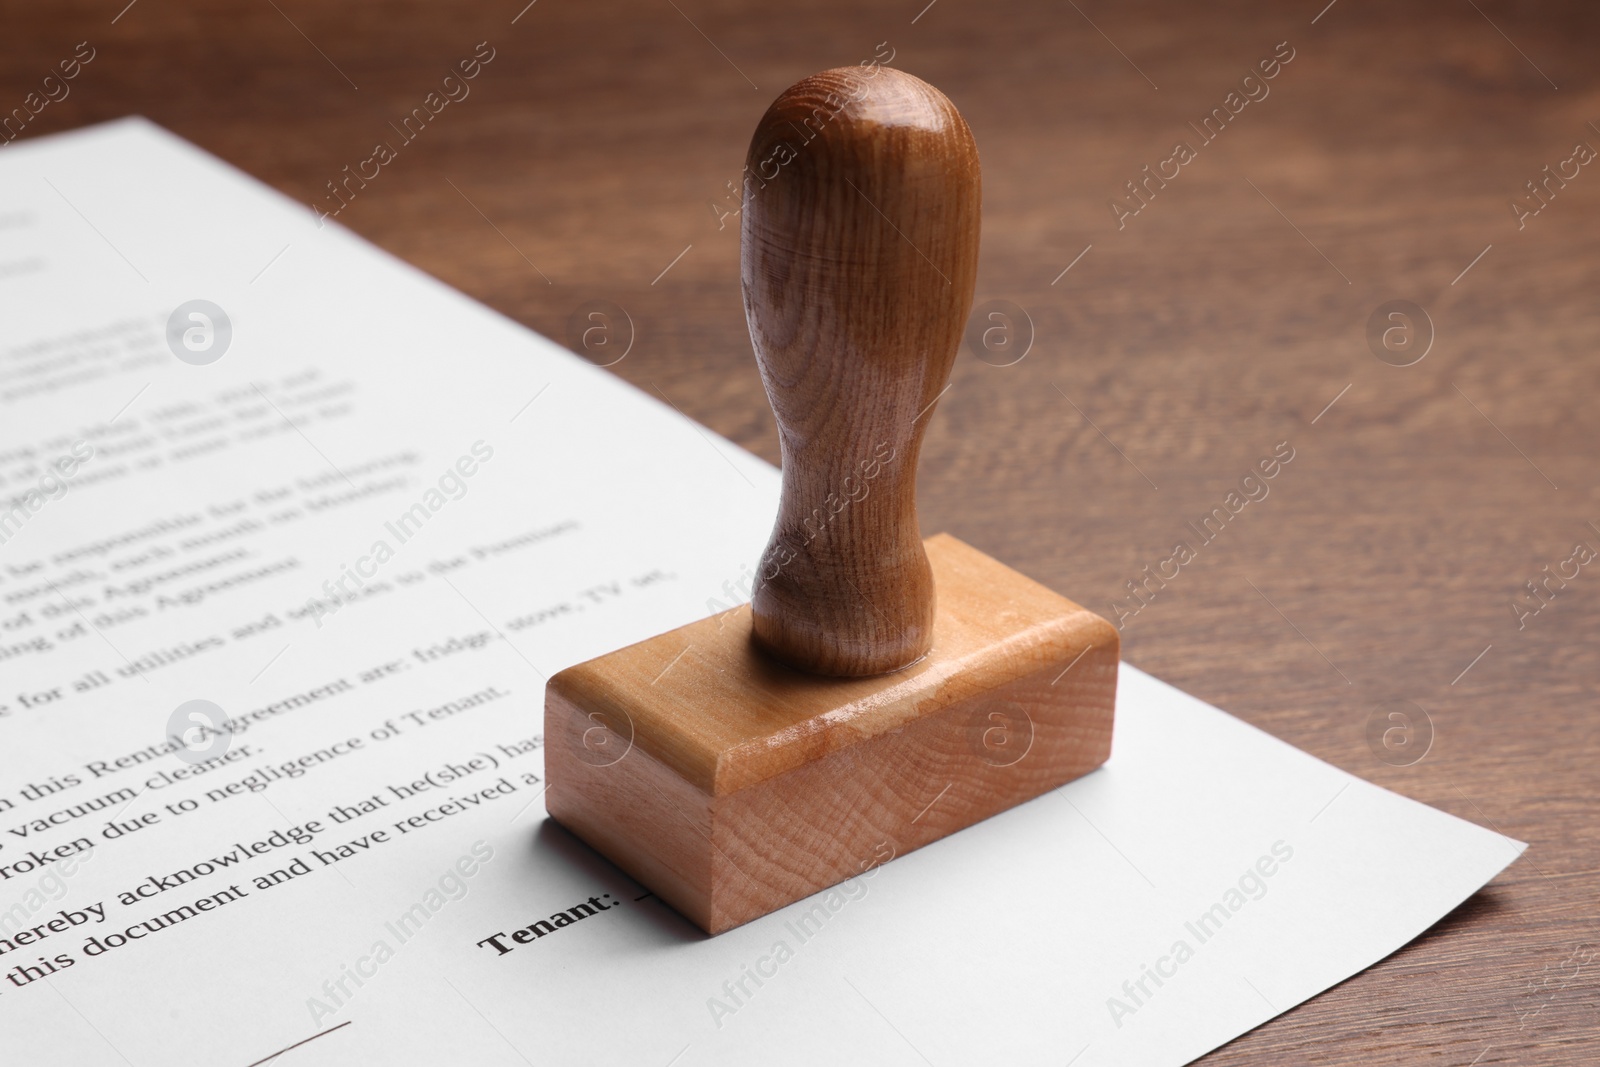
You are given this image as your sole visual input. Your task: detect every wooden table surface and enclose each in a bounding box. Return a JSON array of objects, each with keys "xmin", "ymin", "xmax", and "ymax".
[{"xmin": 7, "ymin": 0, "xmax": 1596, "ymax": 1061}]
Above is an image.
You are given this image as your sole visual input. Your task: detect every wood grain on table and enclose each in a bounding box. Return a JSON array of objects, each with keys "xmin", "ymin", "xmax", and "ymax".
[{"xmin": 5, "ymin": 0, "xmax": 1595, "ymax": 1061}]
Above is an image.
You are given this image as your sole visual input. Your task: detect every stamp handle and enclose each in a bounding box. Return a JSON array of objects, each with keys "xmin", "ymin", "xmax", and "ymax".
[{"xmin": 742, "ymin": 66, "xmax": 981, "ymax": 676}]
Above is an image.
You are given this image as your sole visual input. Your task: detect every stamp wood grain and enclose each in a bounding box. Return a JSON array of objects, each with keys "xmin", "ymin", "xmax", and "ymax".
[{"xmin": 547, "ymin": 533, "xmax": 1118, "ymax": 933}]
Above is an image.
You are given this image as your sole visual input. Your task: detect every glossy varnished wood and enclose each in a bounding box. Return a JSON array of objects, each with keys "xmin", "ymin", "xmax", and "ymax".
[
  {"xmin": 742, "ymin": 66, "xmax": 980, "ymax": 676},
  {"xmin": 8, "ymin": 0, "xmax": 1597, "ymax": 1059},
  {"xmin": 543, "ymin": 66, "xmax": 1113, "ymax": 933}
]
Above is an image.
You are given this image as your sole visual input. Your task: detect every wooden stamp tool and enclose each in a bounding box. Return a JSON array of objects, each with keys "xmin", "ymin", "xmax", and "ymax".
[{"xmin": 546, "ymin": 66, "xmax": 1119, "ymax": 935}]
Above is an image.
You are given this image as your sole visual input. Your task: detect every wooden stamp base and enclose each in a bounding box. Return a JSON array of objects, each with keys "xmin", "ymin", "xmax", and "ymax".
[{"xmin": 544, "ymin": 534, "xmax": 1118, "ymax": 934}]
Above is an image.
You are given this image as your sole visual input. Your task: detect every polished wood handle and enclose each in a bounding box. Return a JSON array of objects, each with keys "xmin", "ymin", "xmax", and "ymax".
[{"xmin": 742, "ymin": 66, "xmax": 981, "ymax": 677}]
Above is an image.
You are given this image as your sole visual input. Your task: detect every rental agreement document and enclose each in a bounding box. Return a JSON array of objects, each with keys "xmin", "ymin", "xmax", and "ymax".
[{"xmin": 0, "ymin": 119, "xmax": 1522, "ymax": 1067}]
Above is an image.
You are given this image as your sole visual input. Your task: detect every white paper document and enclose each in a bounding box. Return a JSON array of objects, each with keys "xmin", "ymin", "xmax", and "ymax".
[{"xmin": 0, "ymin": 119, "xmax": 1523, "ymax": 1066}]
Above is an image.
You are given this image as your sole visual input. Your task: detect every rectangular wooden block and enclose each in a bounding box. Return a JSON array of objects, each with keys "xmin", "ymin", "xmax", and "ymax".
[{"xmin": 544, "ymin": 533, "xmax": 1118, "ymax": 934}]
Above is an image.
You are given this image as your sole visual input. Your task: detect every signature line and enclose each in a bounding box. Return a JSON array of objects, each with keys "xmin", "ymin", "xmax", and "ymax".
[{"xmin": 243, "ymin": 1021, "xmax": 353, "ymax": 1067}]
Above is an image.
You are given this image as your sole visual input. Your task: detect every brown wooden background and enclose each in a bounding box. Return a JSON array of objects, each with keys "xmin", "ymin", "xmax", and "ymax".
[{"xmin": 5, "ymin": 0, "xmax": 1596, "ymax": 1061}]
